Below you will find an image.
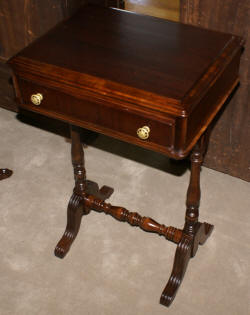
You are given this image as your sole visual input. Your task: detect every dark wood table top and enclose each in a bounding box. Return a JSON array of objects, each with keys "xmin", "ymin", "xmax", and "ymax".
[
  {"xmin": 17, "ymin": 5, "xmax": 232, "ymax": 100},
  {"xmin": 8, "ymin": 5, "xmax": 244, "ymax": 158}
]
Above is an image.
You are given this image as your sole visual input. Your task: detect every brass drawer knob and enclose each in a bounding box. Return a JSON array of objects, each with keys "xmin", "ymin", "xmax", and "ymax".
[
  {"xmin": 137, "ymin": 126, "xmax": 150, "ymax": 140},
  {"xmin": 31, "ymin": 93, "xmax": 43, "ymax": 106}
]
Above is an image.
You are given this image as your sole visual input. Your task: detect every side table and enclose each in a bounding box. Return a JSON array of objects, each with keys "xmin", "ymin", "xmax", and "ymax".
[{"xmin": 8, "ymin": 5, "xmax": 244, "ymax": 307}]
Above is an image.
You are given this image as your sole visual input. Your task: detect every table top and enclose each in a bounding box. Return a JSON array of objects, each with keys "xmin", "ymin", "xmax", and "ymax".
[
  {"xmin": 8, "ymin": 5, "xmax": 243, "ymax": 158},
  {"xmin": 9, "ymin": 5, "xmax": 243, "ymax": 115}
]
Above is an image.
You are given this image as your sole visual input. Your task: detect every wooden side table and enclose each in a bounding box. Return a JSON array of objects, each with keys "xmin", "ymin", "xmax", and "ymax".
[{"xmin": 8, "ymin": 5, "xmax": 244, "ymax": 307}]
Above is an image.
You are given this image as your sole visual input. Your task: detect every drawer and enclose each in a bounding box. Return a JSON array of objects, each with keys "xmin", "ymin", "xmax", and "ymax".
[{"xmin": 18, "ymin": 79, "xmax": 175, "ymax": 151}]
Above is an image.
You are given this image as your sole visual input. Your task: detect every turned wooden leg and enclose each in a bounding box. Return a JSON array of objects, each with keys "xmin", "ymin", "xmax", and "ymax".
[
  {"xmin": 161, "ymin": 132, "xmax": 214, "ymax": 307},
  {"xmin": 0, "ymin": 168, "xmax": 13, "ymax": 180},
  {"xmin": 55, "ymin": 125, "xmax": 113, "ymax": 258},
  {"xmin": 55, "ymin": 125, "xmax": 86, "ymax": 258},
  {"xmin": 184, "ymin": 131, "xmax": 214, "ymax": 257}
]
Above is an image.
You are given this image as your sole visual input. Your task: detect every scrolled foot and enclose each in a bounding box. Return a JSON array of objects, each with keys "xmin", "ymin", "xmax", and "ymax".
[
  {"xmin": 0, "ymin": 168, "xmax": 13, "ymax": 180},
  {"xmin": 55, "ymin": 193, "xmax": 84, "ymax": 259},
  {"xmin": 54, "ymin": 230, "xmax": 75, "ymax": 259},
  {"xmin": 160, "ymin": 234, "xmax": 192, "ymax": 307}
]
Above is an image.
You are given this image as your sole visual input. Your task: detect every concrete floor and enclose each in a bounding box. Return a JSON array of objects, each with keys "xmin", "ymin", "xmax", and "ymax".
[{"xmin": 0, "ymin": 108, "xmax": 250, "ymax": 315}]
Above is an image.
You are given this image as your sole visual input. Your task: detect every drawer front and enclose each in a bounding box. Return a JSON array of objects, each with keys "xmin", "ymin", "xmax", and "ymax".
[{"xmin": 18, "ymin": 79, "xmax": 175, "ymax": 150}]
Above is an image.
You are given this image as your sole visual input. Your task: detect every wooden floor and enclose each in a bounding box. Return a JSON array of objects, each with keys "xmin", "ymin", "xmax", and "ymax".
[{"xmin": 125, "ymin": 0, "xmax": 180, "ymax": 21}]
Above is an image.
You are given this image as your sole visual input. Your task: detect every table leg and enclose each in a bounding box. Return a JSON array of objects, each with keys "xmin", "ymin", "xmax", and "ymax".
[
  {"xmin": 54, "ymin": 126, "xmax": 214, "ymax": 307},
  {"xmin": 160, "ymin": 132, "xmax": 214, "ymax": 307},
  {"xmin": 55, "ymin": 125, "xmax": 113, "ymax": 258},
  {"xmin": 0, "ymin": 168, "xmax": 13, "ymax": 180}
]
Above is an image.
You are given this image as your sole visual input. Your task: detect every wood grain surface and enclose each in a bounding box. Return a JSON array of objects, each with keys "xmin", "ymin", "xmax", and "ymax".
[
  {"xmin": 9, "ymin": 5, "xmax": 243, "ymax": 159},
  {"xmin": 0, "ymin": 63, "xmax": 17, "ymax": 111},
  {"xmin": 11, "ymin": 5, "xmax": 234, "ymax": 102},
  {"xmin": 180, "ymin": 0, "xmax": 250, "ymax": 182},
  {"xmin": 0, "ymin": 0, "xmax": 86, "ymax": 61}
]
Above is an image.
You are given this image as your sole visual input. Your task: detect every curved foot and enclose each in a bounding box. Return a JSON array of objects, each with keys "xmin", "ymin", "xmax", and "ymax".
[
  {"xmin": 0, "ymin": 169, "xmax": 13, "ymax": 180},
  {"xmin": 160, "ymin": 234, "xmax": 192, "ymax": 307},
  {"xmin": 55, "ymin": 193, "xmax": 84, "ymax": 259},
  {"xmin": 160, "ymin": 221, "xmax": 214, "ymax": 307}
]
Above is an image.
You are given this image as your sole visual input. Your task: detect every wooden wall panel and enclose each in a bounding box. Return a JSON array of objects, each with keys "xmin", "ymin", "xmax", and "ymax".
[
  {"xmin": 180, "ymin": 0, "xmax": 250, "ymax": 181},
  {"xmin": 0, "ymin": 63, "xmax": 17, "ymax": 111},
  {"xmin": 125, "ymin": 0, "xmax": 179, "ymax": 21},
  {"xmin": 0, "ymin": 0, "xmax": 86, "ymax": 61}
]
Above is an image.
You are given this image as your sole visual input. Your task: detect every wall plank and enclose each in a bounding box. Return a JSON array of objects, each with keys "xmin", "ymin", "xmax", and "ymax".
[
  {"xmin": 0, "ymin": 0, "xmax": 86, "ymax": 61},
  {"xmin": 125, "ymin": 0, "xmax": 179, "ymax": 21},
  {"xmin": 180, "ymin": 0, "xmax": 250, "ymax": 181}
]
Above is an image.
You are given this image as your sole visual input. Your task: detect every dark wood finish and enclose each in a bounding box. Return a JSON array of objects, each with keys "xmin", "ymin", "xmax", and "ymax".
[
  {"xmin": 17, "ymin": 78, "xmax": 176, "ymax": 152},
  {"xmin": 184, "ymin": 133, "xmax": 209, "ymax": 236},
  {"xmin": 161, "ymin": 221, "xmax": 213, "ymax": 306},
  {"xmin": 8, "ymin": 5, "xmax": 243, "ymax": 159},
  {"xmin": 55, "ymin": 125, "xmax": 114, "ymax": 258},
  {"xmin": 8, "ymin": 5, "xmax": 244, "ymax": 307},
  {"xmin": 180, "ymin": 0, "xmax": 250, "ymax": 182},
  {"xmin": 0, "ymin": 63, "xmax": 17, "ymax": 111},
  {"xmin": 84, "ymin": 194, "xmax": 183, "ymax": 244},
  {"xmin": 160, "ymin": 234, "xmax": 192, "ymax": 306},
  {"xmin": 0, "ymin": 169, "xmax": 13, "ymax": 180},
  {"xmin": 0, "ymin": 0, "xmax": 87, "ymax": 61},
  {"xmin": 71, "ymin": 125, "xmax": 87, "ymax": 194},
  {"xmin": 54, "ymin": 192, "xmax": 85, "ymax": 259},
  {"xmin": 161, "ymin": 132, "xmax": 214, "ymax": 306},
  {"xmin": 56, "ymin": 126, "xmax": 214, "ymax": 307}
]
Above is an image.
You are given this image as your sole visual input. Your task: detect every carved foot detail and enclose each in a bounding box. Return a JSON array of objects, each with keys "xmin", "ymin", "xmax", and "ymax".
[
  {"xmin": 55, "ymin": 182, "xmax": 114, "ymax": 259},
  {"xmin": 55, "ymin": 193, "xmax": 84, "ymax": 259},
  {"xmin": 160, "ymin": 221, "xmax": 214, "ymax": 307},
  {"xmin": 0, "ymin": 169, "xmax": 13, "ymax": 180},
  {"xmin": 160, "ymin": 234, "xmax": 192, "ymax": 307}
]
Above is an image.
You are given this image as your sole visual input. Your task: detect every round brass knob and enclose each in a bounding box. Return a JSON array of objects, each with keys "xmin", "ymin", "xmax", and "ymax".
[
  {"xmin": 31, "ymin": 93, "xmax": 43, "ymax": 106},
  {"xmin": 137, "ymin": 126, "xmax": 150, "ymax": 140}
]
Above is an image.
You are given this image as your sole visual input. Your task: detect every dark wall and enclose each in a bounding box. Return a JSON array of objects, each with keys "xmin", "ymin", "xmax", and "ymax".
[
  {"xmin": 181, "ymin": 0, "xmax": 250, "ymax": 182},
  {"xmin": 0, "ymin": 0, "xmax": 87, "ymax": 61}
]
